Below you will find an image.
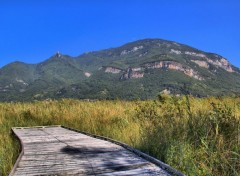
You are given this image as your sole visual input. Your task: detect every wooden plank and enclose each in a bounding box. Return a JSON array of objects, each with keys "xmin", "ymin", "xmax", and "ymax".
[{"xmin": 10, "ymin": 126, "xmax": 183, "ymax": 176}]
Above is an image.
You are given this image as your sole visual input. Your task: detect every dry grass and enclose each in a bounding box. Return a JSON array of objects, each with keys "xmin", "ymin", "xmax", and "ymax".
[{"xmin": 0, "ymin": 97, "xmax": 239, "ymax": 175}]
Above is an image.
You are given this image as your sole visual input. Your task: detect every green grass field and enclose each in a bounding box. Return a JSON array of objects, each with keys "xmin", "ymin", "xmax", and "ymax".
[{"xmin": 0, "ymin": 96, "xmax": 239, "ymax": 175}]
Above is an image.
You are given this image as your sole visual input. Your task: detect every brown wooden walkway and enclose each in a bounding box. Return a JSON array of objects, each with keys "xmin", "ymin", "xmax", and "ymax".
[{"xmin": 10, "ymin": 126, "xmax": 184, "ymax": 176}]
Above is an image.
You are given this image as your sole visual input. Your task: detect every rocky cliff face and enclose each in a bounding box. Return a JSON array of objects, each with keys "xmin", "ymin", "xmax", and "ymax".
[
  {"xmin": 120, "ymin": 68, "xmax": 144, "ymax": 80},
  {"xmin": 104, "ymin": 67, "xmax": 122, "ymax": 73},
  {"xmin": 206, "ymin": 57, "xmax": 234, "ymax": 72},
  {"xmin": 169, "ymin": 49, "xmax": 235, "ymax": 73},
  {"xmin": 104, "ymin": 60, "xmax": 203, "ymax": 80},
  {"xmin": 143, "ymin": 61, "xmax": 203, "ymax": 80},
  {"xmin": 103, "ymin": 66, "xmax": 145, "ymax": 79},
  {"xmin": 191, "ymin": 60, "xmax": 209, "ymax": 68}
]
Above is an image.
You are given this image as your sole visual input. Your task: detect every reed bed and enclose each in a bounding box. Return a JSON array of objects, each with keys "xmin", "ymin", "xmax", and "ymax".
[{"xmin": 0, "ymin": 96, "xmax": 239, "ymax": 175}]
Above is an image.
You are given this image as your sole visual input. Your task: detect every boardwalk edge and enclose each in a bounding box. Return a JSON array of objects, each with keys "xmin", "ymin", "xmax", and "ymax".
[
  {"xmin": 10, "ymin": 125, "xmax": 185, "ymax": 176},
  {"xmin": 61, "ymin": 125, "xmax": 185, "ymax": 176},
  {"xmin": 9, "ymin": 125, "xmax": 61, "ymax": 176}
]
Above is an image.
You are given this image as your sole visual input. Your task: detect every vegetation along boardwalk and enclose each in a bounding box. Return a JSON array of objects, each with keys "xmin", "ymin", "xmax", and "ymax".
[{"xmin": 10, "ymin": 126, "xmax": 184, "ymax": 176}]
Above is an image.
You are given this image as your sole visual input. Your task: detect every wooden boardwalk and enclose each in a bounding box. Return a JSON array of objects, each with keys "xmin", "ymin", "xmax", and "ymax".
[{"xmin": 10, "ymin": 126, "xmax": 184, "ymax": 176}]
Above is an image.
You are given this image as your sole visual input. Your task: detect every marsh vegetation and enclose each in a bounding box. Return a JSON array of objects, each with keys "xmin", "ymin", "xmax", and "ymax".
[{"xmin": 0, "ymin": 96, "xmax": 239, "ymax": 175}]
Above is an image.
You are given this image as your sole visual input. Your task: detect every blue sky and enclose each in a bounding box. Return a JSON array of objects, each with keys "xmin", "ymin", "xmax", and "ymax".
[{"xmin": 0, "ymin": 0, "xmax": 239, "ymax": 68}]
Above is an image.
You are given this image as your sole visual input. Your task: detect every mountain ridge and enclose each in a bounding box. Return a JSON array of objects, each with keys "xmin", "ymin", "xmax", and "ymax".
[{"xmin": 0, "ymin": 38, "xmax": 239, "ymax": 101}]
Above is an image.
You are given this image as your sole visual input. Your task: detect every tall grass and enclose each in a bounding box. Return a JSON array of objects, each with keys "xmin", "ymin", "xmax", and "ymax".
[
  {"xmin": 0, "ymin": 97, "xmax": 239, "ymax": 175},
  {"xmin": 136, "ymin": 96, "xmax": 240, "ymax": 175}
]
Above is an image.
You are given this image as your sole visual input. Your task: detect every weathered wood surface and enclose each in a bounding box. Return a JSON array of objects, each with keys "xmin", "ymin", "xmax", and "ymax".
[{"xmin": 10, "ymin": 126, "xmax": 183, "ymax": 176}]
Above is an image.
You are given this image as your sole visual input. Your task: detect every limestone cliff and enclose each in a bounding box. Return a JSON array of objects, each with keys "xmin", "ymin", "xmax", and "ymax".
[
  {"xmin": 120, "ymin": 68, "xmax": 144, "ymax": 79},
  {"xmin": 143, "ymin": 61, "xmax": 203, "ymax": 80},
  {"xmin": 104, "ymin": 66, "xmax": 122, "ymax": 74}
]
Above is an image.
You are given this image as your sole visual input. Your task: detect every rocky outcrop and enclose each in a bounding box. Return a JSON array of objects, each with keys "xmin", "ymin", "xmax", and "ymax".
[
  {"xmin": 0, "ymin": 83, "xmax": 13, "ymax": 92},
  {"xmin": 191, "ymin": 60, "xmax": 209, "ymax": 68},
  {"xmin": 84, "ymin": 72, "xmax": 91, "ymax": 77},
  {"xmin": 55, "ymin": 51, "xmax": 62, "ymax": 58},
  {"xmin": 132, "ymin": 67, "xmax": 142, "ymax": 71},
  {"xmin": 104, "ymin": 66, "xmax": 144, "ymax": 79},
  {"xmin": 138, "ymin": 51, "xmax": 148, "ymax": 57},
  {"xmin": 143, "ymin": 61, "xmax": 165, "ymax": 69},
  {"xmin": 143, "ymin": 61, "xmax": 203, "ymax": 80},
  {"xmin": 184, "ymin": 51, "xmax": 234, "ymax": 72},
  {"xmin": 160, "ymin": 89, "xmax": 171, "ymax": 95},
  {"xmin": 170, "ymin": 49, "xmax": 182, "ymax": 55},
  {"xmin": 120, "ymin": 68, "xmax": 144, "ymax": 80},
  {"xmin": 184, "ymin": 51, "xmax": 206, "ymax": 58},
  {"xmin": 207, "ymin": 58, "xmax": 234, "ymax": 72},
  {"xmin": 16, "ymin": 78, "xmax": 28, "ymax": 86},
  {"xmin": 184, "ymin": 68, "xmax": 203, "ymax": 80},
  {"xmin": 121, "ymin": 46, "xmax": 144, "ymax": 55},
  {"xmin": 107, "ymin": 60, "xmax": 204, "ymax": 80},
  {"xmin": 104, "ymin": 67, "xmax": 122, "ymax": 74}
]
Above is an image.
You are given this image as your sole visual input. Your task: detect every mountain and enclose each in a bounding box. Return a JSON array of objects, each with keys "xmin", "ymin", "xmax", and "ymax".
[{"xmin": 0, "ymin": 39, "xmax": 240, "ymax": 101}]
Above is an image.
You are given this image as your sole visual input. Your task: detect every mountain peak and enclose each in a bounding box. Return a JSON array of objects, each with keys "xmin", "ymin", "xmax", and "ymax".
[{"xmin": 55, "ymin": 51, "xmax": 62, "ymax": 58}]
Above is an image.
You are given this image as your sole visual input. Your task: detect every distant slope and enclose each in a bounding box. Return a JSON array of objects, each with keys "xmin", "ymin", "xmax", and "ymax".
[{"xmin": 0, "ymin": 38, "xmax": 239, "ymax": 101}]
